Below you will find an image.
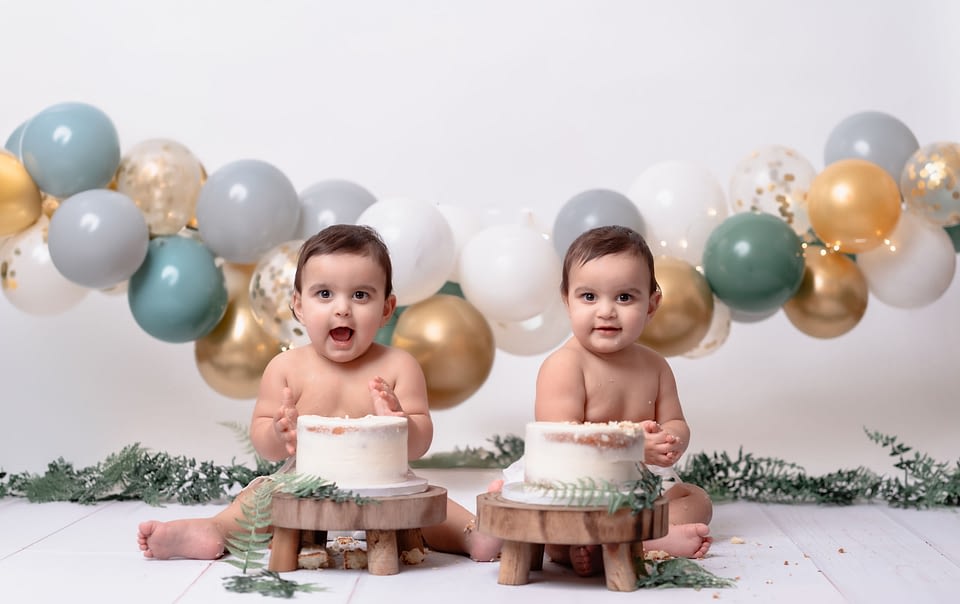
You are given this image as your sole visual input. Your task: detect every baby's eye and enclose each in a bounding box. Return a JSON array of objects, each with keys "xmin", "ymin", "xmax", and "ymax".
[
  {"xmin": 353, "ymin": 291, "xmax": 369, "ymax": 301},
  {"xmin": 317, "ymin": 289, "xmax": 332, "ymax": 299},
  {"xmin": 581, "ymin": 292, "xmax": 596, "ymax": 302},
  {"xmin": 617, "ymin": 293, "xmax": 632, "ymax": 302}
]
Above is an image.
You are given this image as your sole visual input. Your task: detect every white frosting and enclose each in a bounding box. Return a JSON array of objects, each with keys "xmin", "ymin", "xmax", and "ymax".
[
  {"xmin": 523, "ymin": 421, "xmax": 646, "ymax": 487},
  {"xmin": 296, "ymin": 415, "xmax": 409, "ymax": 487}
]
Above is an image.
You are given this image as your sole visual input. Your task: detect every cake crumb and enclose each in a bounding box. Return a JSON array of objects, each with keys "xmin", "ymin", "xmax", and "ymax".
[
  {"xmin": 643, "ymin": 549, "xmax": 672, "ymax": 560},
  {"xmin": 712, "ymin": 593, "xmax": 720, "ymax": 599},
  {"xmin": 838, "ymin": 547, "xmax": 846, "ymax": 554},
  {"xmin": 400, "ymin": 548, "xmax": 426, "ymax": 565},
  {"xmin": 730, "ymin": 536, "xmax": 746, "ymax": 544},
  {"xmin": 783, "ymin": 560, "xmax": 789, "ymax": 565}
]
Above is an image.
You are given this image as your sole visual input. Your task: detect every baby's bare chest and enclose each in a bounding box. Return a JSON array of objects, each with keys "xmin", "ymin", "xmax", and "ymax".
[
  {"xmin": 581, "ymin": 363, "xmax": 659, "ymax": 422},
  {"xmin": 293, "ymin": 373, "xmax": 377, "ymax": 418}
]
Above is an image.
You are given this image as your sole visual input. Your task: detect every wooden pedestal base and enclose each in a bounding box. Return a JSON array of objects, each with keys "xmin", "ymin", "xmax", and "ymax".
[
  {"xmin": 269, "ymin": 485, "xmax": 447, "ymax": 575},
  {"xmin": 476, "ymin": 493, "xmax": 668, "ymax": 591}
]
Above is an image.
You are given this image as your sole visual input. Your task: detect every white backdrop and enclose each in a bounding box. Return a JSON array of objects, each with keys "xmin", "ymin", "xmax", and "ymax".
[{"xmin": 2, "ymin": 0, "xmax": 958, "ymax": 476}]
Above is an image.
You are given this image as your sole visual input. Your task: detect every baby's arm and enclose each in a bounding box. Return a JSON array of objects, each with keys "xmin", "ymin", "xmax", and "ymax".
[
  {"xmin": 249, "ymin": 354, "xmax": 298, "ymax": 461},
  {"xmin": 646, "ymin": 356, "xmax": 690, "ymax": 466},
  {"xmin": 369, "ymin": 349, "xmax": 433, "ymax": 460},
  {"xmin": 534, "ymin": 349, "xmax": 587, "ymax": 422}
]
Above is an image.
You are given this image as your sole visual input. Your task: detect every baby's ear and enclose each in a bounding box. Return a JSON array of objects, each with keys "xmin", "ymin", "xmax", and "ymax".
[
  {"xmin": 648, "ymin": 288, "xmax": 663, "ymax": 316},
  {"xmin": 291, "ymin": 291, "xmax": 304, "ymax": 323},
  {"xmin": 380, "ymin": 294, "xmax": 398, "ymax": 327}
]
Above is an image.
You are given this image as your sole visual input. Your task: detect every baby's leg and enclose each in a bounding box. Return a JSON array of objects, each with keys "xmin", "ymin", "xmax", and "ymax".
[
  {"xmin": 546, "ymin": 544, "xmax": 603, "ymax": 577},
  {"xmin": 137, "ymin": 482, "xmax": 259, "ymax": 560},
  {"xmin": 421, "ymin": 485, "xmax": 503, "ymax": 562},
  {"xmin": 643, "ymin": 483, "xmax": 714, "ymax": 559}
]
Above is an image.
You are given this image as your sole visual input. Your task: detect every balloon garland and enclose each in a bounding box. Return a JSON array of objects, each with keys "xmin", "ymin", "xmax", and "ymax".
[{"xmin": 2, "ymin": 102, "xmax": 958, "ymax": 407}]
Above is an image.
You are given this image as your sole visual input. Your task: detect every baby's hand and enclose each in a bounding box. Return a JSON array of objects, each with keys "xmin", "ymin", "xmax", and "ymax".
[
  {"xmin": 273, "ymin": 386, "xmax": 299, "ymax": 457},
  {"xmin": 369, "ymin": 377, "xmax": 406, "ymax": 418},
  {"xmin": 641, "ymin": 420, "xmax": 682, "ymax": 467}
]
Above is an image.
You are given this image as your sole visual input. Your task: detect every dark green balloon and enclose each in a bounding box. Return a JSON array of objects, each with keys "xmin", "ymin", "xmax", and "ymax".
[
  {"xmin": 375, "ymin": 305, "xmax": 406, "ymax": 346},
  {"xmin": 946, "ymin": 223, "xmax": 960, "ymax": 254},
  {"xmin": 702, "ymin": 213, "xmax": 805, "ymax": 313},
  {"xmin": 436, "ymin": 280, "xmax": 465, "ymax": 298}
]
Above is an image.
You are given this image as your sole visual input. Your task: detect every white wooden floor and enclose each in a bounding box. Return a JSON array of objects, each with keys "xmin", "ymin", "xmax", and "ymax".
[{"xmin": 1, "ymin": 469, "xmax": 958, "ymax": 604}]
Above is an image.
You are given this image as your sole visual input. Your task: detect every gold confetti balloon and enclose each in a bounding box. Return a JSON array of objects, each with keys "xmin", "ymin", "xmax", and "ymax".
[
  {"xmin": 807, "ymin": 159, "xmax": 902, "ymax": 254},
  {"xmin": 115, "ymin": 138, "xmax": 205, "ymax": 236},
  {"xmin": 391, "ymin": 294, "xmax": 495, "ymax": 410},
  {"xmin": 248, "ymin": 239, "xmax": 310, "ymax": 349},
  {"xmin": 900, "ymin": 141, "xmax": 960, "ymax": 227},
  {"xmin": 196, "ymin": 263, "xmax": 283, "ymax": 399},
  {"xmin": 0, "ymin": 150, "xmax": 42, "ymax": 236},
  {"xmin": 637, "ymin": 256, "xmax": 714, "ymax": 357},
  {"xmin": 729, "ymin": 145, "xmax": 817, "ymax": 235},
  {"xmin": 783, "ymin": 245, "xmax": 868, "ymax": 339}
]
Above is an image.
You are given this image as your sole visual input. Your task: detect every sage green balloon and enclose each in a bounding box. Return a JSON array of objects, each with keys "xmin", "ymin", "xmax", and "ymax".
[{"xmin": 702, "ymin": 213, "xmax": 805, "ymax": 314}]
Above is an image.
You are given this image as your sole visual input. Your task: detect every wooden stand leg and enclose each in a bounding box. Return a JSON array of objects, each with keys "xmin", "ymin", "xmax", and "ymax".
[
  {"xmin": 498, "ymin": 541, "xmax": 533, "ymax": 586},
  {"xmin": 530, "ymin": 543, "xmax": 544, "ymax": 571},
  {"xmin": 268, "ymin": 527, "xmax": 301, "ymax": 572},
  {"xmin": 397, "ymin": 528, "xmax": 426, "ymax": 564},
  {"xmin": 366, "ymin": 529, "xmax": 400, "ymax": 576},
  {"xmin": 601, "ymin": 543, "xmax": 638, "ymax": 592}
]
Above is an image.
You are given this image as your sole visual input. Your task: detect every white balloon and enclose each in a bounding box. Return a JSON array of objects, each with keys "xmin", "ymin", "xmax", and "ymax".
[
  {"xmin": 1, "ymin": 215, "xmax": 89, "ymax": 315},
  {"xmin": 627, "ymin": 161, "xmax": 729, "ymax": 268},
  {"xmin": 857, "ymin": 212, "xmax": 957, "ymax": 308},
  {"xmin": 436, "ymin": 204, "xmax": 483, "ymax": 283},
  {"xmin": 488, "ymin": 293, "xmax": 571, "ymax": 356},
  {"xmin": 459, "ymin": 223, "xmax": 561, "ymax": 322},
  {"xmin": 683, "ymin": 297, "xmax": 732, "ymax": 359},
  {"xmin": 729, "ymin": 145, "xmax": 816, "ymax": 235},
  {"xmin": 357, "ymin": 197, "xmax": 455, "ymax": 306}
]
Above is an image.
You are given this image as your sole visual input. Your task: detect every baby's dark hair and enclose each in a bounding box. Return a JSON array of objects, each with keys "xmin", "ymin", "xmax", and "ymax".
[
  {"xmin": 294, "ymin": 224, "xmax": 393, "ymax": 297},
  {"xmin": 560, "ymin": 225, "xmax": 658, "ymax": 296}
]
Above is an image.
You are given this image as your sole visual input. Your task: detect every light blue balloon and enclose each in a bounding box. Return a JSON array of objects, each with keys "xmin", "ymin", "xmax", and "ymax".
[
  {"xmin": 296, "ymin": 179, "xmax": 377, "ymax": 239},
  {"xmin": 20, "ymin": 102, "xmax": 120, "ymax": 198},
  {"xmin": 128, "ymin": 236, "xmax": 228, "ymax": 343},
  {"xmin": 823, "ymin": 111, "xmax": 919, "ymax": 182},
  {"xmin": 48, "ymin": 189, "xmax": 149, "ymax": 289},
  {"xmin": 196, "ymin": 159, "xmax": 300, "ymax": 264},
  {"xmin": 4, "ymin": 121, "xmax": 27, "ymax": 157},
  {"xmin": 552, "ymin": 189, "xmax": 646, "ymax": 257}
]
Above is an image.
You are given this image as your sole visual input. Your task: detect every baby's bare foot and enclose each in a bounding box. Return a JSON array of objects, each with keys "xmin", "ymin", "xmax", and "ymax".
[
  {"xmin": 465, "ymin": 520, "xmax": 502, "ymax": 562},
  {"xmin": 644, "ymin": 523, "xmax": 712, "ymax": 559},
  {"xmin": 569, "ymin": 544, "xmax": 603, "ymax": 577},
  {"xmin": 137, "ymin": 519, "xmax": 225, "ymax": 560},
  {"xmin": 487, "ymin": 479, "xmax": 504, "ymax": 493}
]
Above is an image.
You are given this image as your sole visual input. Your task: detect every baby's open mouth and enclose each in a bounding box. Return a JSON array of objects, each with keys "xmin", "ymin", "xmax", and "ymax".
[{"xmin": 330, "ymin": 327, "xmax": 354, "ymax": 342}]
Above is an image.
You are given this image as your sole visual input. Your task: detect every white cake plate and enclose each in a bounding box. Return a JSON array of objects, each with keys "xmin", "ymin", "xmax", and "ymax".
[
  {"xmin": 337, "ymin": 471, "xmax": 430, "ymax": 498},
  {"xmin": 500, "ymin": 481, "xmax": 621, "ymax": 507}
]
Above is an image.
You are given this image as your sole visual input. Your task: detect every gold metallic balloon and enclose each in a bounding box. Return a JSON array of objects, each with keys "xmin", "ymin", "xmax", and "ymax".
[
  {"xmin": 0, "ymin": 150, "xmax": 42, "ymax": 236},
  {"xmin": 392, "ymin": 294, "xmax": 495, "ymax": 410},
  {"xmin": 807, "ymin": 158, "xmax": 902, "ymax": 254},
  {"xmin": 115, "ymin": 138, "xmax": 205, "ymax": 236},
  {"xmin": 783, "ymin": 245, "xmax": 868, "ymax": 339},
  {"xmin": 638, "ymin": 256, "xmax": 714, "ymax": 357},
  {"xmin": 195, "ymin": 263, "xmax": 283, "ymax": 399}
]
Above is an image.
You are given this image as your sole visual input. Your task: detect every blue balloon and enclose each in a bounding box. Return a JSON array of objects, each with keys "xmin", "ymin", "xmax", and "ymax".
[
  {"xmin": 4, "ymin": 121, "xmax": 27, "ymax": 157},
  {"xmin": 823, "ymin": 111, "xmax": 919, "ymax": 183},
  {"xmin": 128, "ymin": 236, "xmax": 228, "ymax": 343},
  {"xmin": 20, "ymin": 102, "xmax": 120, "ymax": 198}
]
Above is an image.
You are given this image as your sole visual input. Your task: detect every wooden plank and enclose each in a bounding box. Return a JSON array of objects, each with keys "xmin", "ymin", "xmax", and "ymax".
[
  {"xmin": 701, "ymin": 501, "xmax": 846, "ymax": 602},
  {"xmin": 880, "ymin": 506, "xmax": 960, "ymax": 566},
  {"xmin": 763, "ymin": 503, "xmax": 960, "ymax": 602}
]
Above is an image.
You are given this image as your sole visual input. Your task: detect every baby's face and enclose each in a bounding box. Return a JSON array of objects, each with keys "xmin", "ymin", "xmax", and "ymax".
[
  {"xmin": 564, "ymin": 252, "xmax": 659, "ymax": 354},
  {"xmin": 293, "ymin": 252, "xmax": 395, "ymax": 363}
]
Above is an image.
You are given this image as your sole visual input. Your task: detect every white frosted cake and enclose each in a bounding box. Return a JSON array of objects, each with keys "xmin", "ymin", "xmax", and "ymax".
[
  {"xmin": 523, "ymin": 420, "xmax": 646, "ymax": 488},
  {"xmin": 296, "ymin": 415, "xmax": 410, "ymax": 488}
]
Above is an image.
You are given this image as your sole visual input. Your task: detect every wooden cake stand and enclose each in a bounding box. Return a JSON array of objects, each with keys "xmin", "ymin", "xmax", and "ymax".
[
  {"xmin": 475, "ymin": 492, "xmax": 669, "ymax": 591},
  {"xmin": 268, "ymin": 485, "xmax": 447, "ymax": 576}
]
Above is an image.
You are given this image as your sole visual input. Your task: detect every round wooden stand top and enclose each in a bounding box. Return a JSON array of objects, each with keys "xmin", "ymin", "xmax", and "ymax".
[
  {"xmin": 271, "ymin": 485, "xmax": 447, "ymax": 531},
  {"xmin": 476, "ymin": 492, "xmax": 669, "ymax": 544}
]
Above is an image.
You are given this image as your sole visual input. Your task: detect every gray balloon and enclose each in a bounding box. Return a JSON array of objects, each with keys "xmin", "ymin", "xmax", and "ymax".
[
  {"xmin": 48, "ymin": 189, "xmax": 150, "ymax": 289},
  {"xmin": 823, "ymin": 111, "xmax": 919, "ymax": 182},
  {"xmin": 296, "ymin": 179, "xmax": 377, "ymax": 239},
  {"xmin": 730, "ymin": 306, "xmax": 779, "ymax": 324},
  {"xmin": 196, "ymin": 159, "xmax": 300, "ymax": 264},
  {"xmin": 552, "ymin": 189, "xmax": 646, "ymax": 257}
]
